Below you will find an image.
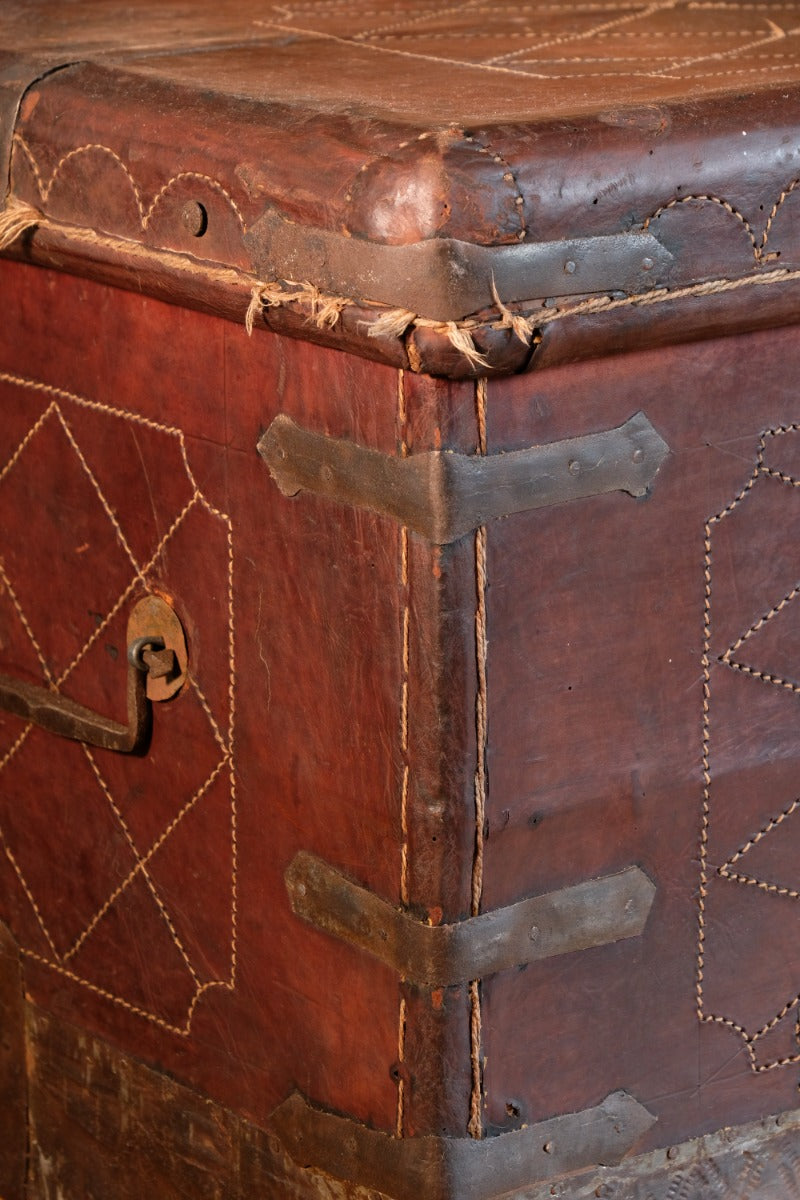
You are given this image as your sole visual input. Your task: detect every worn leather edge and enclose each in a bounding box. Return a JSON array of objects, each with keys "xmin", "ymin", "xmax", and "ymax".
[
  {"xmin": 244, "ymin": 209, "xmax": 673, "ymax": 322},
  {"xmin": 285, "ymin": 852, "xmax": 656, "ymax": 987},
  {"xmin": 0, "ymin": 921, "xmax": 27, "ymax": 1200},
  {"xmin": 7, "ymin": 217, "xmax": 800, "ymax": 379},
  {"xmin": 0, "ymin": 56, "xmax": 79, "ymax": 204},
  {"xmin": 21, "ymin": 1000, "xmax": 800, "ymax": 1200},
  {"xmin": 269, "ymin": 1090, "xmax": 657, "ymax": 1200}
]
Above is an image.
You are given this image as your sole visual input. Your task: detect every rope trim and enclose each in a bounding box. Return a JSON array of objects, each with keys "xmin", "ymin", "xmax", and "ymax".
[{"xmin": 7, "ymin": 197, "xmax": 800, "ymax": 369}]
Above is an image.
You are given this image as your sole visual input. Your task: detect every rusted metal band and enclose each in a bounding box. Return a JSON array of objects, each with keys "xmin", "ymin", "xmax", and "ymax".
[
  {"xmin": 269, "ymin": 1090, "xmax": 657, "ymax": 1200},
  {"xmin": 23, "ymin": 999, "xmax": 800, "ymax": 1200},
  {"xmin": 259, "ymin": 410, "xmax": 669, "ymax": 544},
  {"xmin": 286, "ymin": 852, "xmax": 656, "ymax": 987},
  {"xmin": 244, "ymin": 208, "xmax": 673, "ymax": 322}
]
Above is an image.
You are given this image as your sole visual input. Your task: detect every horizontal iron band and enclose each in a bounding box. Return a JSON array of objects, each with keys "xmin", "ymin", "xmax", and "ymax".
[
  {"xmin": 259, "ymin": 410, "xmax": 670, "ymax": 544},
  {"xmin": 286, "ymin": 851, "xmax": 656, "ymax": 987},
  {"xmin": 244, "ymin": 209, "xmax": 674, "ymax": 322},
  {"xmin": 269, "ymin": 1090, "xmax": 657, "ymax": 1200}
]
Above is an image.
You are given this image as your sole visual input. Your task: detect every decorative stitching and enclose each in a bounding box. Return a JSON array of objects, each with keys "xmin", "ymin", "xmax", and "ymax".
[
  {"xmin": 0, "ymin": 560, "xmax": 53, "ymax": 684},
  {"xmin": 484, "ymin": 0, "xmax": 679, "ymax": 65},
  {"xmin": 195, "ymin": 491, "xmax": 238, "ymax": 990},
  {"xmin": 395, "ymin": 994, "xmax": 408, "ymax": 1138},
  {"xmin": 0, "ymin": 398, "xmax": 55, "ymax": 486},
  {"xmin": 12, "ymin": 134, "xmax": 246, "ymax": 237},
  {"xmin": 143, "ymin": 172, "xmax": 246, "ymax": 232},
  {"xmin": 68, "ymin": 745, "xmax": 206, "ymax": 984},
  {"xmin": 63, "ymin": 749, "xmax": 230, "ymax": 967},
  {"xmin": 697, "ymin": 424, "xmax": 800, "ymax": 1072},
  {"xmin": 725, "ymin": 797, "xmax": 800, "ymax": 868},
  {"xmin": 0, "ymin": 370, "xmax": 237, "ymax": 1033},
  {"xmin": 0, "ymin": 821, "xmax": 61, "ymax": 960},
  {"xmin": 16, "ymin": 140, "xmax": 145, "ymax": 218},
  {"xmin": 468, "ymin": 377, "xmax": 489, "ymax": 1141},
  {"xmin": 11, "ymin": 174, "xmax": 800, "ymax": 373},
  {"xmin": 396, "ymin": 366, "xmax": 409, "ymax": 1139},
  {"xmin": 462, "ymin": 133, "xmax": 526, "ymax": 240},
  {"xmin": 54, "ymin": 405, "xmax": 148, "ymax": 588},
  {"xmin": 643, "ymin": 194, "xmax": 758, "ymax": 254}
]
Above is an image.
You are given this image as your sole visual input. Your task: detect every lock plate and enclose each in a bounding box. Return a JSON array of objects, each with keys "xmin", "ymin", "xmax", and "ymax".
[{"xmin": 126, "ymin": 595, "xmax": 188, "ymax": 701}]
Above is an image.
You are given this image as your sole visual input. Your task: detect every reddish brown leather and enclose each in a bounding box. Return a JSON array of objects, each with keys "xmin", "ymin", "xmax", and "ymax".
[
  {"xmin": 480, "ymin": 323, "xmax": 800, "ymax": 1153},
  {"xmin": 0, "ymin": 923, "xmax": 25, "ymax": 1200},
  {"xmin": 7, "ymin": 3, "xmax": 800, "ymax": 377},
  {"xmin": 0, "ymin": 257, "xmax": 484, "ymax": 1146}
]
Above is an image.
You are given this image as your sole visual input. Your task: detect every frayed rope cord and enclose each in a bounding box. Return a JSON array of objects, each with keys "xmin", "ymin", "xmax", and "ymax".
[{"xmin": 6, "ymin": 198, "xmax": 800, "ymax": 368}]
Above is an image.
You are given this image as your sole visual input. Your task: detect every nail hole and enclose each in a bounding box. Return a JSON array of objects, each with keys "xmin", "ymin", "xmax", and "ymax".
[{"xmin": 181, "ymin": 200, "xmax": 208, "ymax": 237}]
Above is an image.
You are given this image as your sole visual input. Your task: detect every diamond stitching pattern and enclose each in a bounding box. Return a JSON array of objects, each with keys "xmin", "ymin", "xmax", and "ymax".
[{"xmin": 0, "ymin": 371, "xmax": 236, "ymax": 1035}]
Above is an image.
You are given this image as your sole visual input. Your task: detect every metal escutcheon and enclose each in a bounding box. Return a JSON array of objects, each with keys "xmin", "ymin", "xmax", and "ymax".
[{"xmin": 0, "ymin": 595, "xmax": 188, "ymax": 754}]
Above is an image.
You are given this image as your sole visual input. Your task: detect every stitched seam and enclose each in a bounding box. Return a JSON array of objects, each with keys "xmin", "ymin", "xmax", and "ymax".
[
  {"xmin": 0, "ymin": 372, "xmax": 237, "ymax": 1030},
  {"xmin": 194, "ymin": 492, "xmax": 238, "ymax": 990},
  {"xmin": 719, "ymin": 865, "xmax": 800, "ymax": 900},
  {"xmin": 666, "ymin": 16, "xmax": 787, "ymax": 70},
  {"xmin": 353, "ymin": 0, "xmax": 485, "ymax": 41},
  {"xmin": 462, "ymin": 133, "xmax": 526, "ymax": 239},
  {"xmin": 725, "ymin": 796, "xmax": 800, "ymax": 866},
  {"xmin": 724, "ymin": 659, "xmax": 800, "ymax": 692},
  {"xmin": 723, "ymin": 576, "xmax": 800, "ymax": 657},
  {"xmin": 13, "ymin": 135, "xmax": 247, "ymax": 236},
  {"xmin": 66, "ymin": 746, "xmax": 204, "ymax": 983},
  {"xmin": 54, "ymin": 497, "xmax": 199, "ymax": 689},
  {"xmin": 0, "ymin": 823, "xmax": 60, "ymax": 959},
  {"xmin": 485, "ymin": 0, "xmax": 679, "ymax": 63},
  {"xmin": 0, "ymin": 560, "xmax": 53, "ymax": 684},
  {"xmin": 54, "ymin": 405, "xmax": 147, "ymax": 588},
  {"xmin": 64, "ymin": 749, "xmax": 229, "ymax": 967},
  {"xmin": 190, "ymin": 676, "xmax": 231, "ymax": 755},
  {"xmin": 20, "ymin": 946, "xmax": 197, "ymax": 1036},
  {"xmin": 22, "ymin": 141, "xmax": 145, "ymax": 216},
  {"xmin": 0, "ymin": 399, "xmax": 56, "ymax": 485},
  {"xmin": 468, "ymin": 377, "xmax": 489, "ymax": 1141},
  {"xmin": 643, "ymin": 193, "xmax": 758, "ymax": 253},
  {"xmin": 396, "ymin": 366, "xmax": 409, "ymax": 1139},
  {"xmin": 143, "ymin": 172, "xmax": 246, "ymax": 232},
  {"xmin": 697, "ymin": 426, "xmax": 800, "ymax": 1072}
]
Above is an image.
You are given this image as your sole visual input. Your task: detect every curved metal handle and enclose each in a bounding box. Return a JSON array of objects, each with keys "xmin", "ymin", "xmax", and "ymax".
[
  {"xmin": 0, "ymin": 638, "xmax": 165, "ymax": 754},
  {"xmin": 0, "ymin": 596, "xmax": 188, "ymax": 755}
]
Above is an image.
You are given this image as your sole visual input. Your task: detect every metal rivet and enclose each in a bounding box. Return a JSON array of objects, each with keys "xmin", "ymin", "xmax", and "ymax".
[
  {"xmin": 181, "ymin": 200, "xmax": 208, "ymax": 237},
  {"xmin": 642, "ymin": 256, "xmax": 654, "ymax": 270},
  {"xmin": 564, "ymin": 260, "xmax": 577, "ymax": 274},
  {"xmin": 568, "ymin": 459, "xmax": 581, "ymax": 475},
  {"xmin": 529, "ymin": 925, "xmax": 540, "ymax": 942},
  {"xmin": 632, "ymin": 448, "xmax": 644, "ymax": 464}
]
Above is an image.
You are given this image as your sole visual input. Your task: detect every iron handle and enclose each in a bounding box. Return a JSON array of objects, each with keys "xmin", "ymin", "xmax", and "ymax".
[
  {"xmin": 0, "ymin": 638, "xmax": 164, "ymax": 754},
  {"xmin": 0, "ymin": 596, "xmax": 188, "ymax": 754}
]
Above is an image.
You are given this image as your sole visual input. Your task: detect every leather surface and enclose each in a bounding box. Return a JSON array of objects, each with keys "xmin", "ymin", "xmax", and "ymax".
[
  {"xmin": 0, "ymin": 256, "xmax": 482, "ymax": 1145},
  {"xmin": 479, "ymin": 323, "xmax": 800, "ymax": 1154},
  {"xmin": 7, "ymin": 3, "xmax": 800, "ymax": 369}
]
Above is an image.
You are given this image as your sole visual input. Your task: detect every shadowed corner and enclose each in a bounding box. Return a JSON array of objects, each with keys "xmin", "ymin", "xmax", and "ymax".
[{"xmin": 0, "ymin": 918, "xmax": 27, "ymax": 1200}]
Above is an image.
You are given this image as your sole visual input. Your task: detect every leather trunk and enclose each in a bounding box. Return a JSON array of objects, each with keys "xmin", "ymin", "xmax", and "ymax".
[{"xmin": 3, "ymin": 4, "xmax": 800, "ymax": 1198}]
